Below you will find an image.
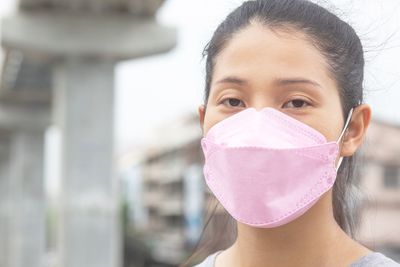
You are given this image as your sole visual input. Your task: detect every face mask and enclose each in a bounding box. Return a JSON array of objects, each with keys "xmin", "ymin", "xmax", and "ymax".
[{"xmin": 200, "ymin": 107, "xmax": 354, "ymax": 228}]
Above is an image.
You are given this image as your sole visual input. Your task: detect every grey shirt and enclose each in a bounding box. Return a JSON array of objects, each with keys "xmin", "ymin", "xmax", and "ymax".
[{"xmin": 194, "ymin": 250, "xmax": 400, "ymax": 267}]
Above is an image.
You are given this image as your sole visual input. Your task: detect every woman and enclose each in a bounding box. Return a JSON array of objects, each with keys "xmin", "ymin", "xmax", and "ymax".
[{"xmin": 188, "ymin": 0, "xmax": 400, "ymax": 266}]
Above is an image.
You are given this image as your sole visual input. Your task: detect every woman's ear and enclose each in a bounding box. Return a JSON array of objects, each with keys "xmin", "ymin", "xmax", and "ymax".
[
  {"xmin": 340, "ymin": 104, "xmax": 372, "ymax": 157},
  {"xmin": 198, "ymin": 104, "xmax": 206, "ymax": 134}
]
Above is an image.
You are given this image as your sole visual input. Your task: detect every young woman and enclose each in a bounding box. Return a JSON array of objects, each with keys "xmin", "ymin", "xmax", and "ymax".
[{"xmin": 187, "ymin": 0, "xmax": 400, "ymax": 266}]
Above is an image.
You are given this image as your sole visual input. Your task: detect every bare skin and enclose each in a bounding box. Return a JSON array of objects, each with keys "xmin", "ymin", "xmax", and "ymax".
[{"xmin": 198, "ymin": 21, "xmax": 372, "ymax": 267}]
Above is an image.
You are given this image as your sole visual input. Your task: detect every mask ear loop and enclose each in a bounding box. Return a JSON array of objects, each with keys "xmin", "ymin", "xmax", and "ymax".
[{"xmin": 335, "ymin": 107, "xmax": 355, "ymax": 171}]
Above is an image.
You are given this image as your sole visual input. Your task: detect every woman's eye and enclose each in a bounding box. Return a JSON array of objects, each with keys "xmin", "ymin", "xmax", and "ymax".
[
  {"xmin": 282, "ymin": 99, "xmax": 310, "ymax": 109},
  {"xmin": 220, "ymin": 98, "xmax": 245, "ymax": 108}
]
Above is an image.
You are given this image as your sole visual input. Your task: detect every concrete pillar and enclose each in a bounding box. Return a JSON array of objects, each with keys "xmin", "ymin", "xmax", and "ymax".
[
  {"xmin": 7, "ymin": 130, "xmax": 46, "ymax": 267},
  {"xmin": 0, "ymin": 135, "xmax": 11, "ymax": 267},
  {"xmin": 0, "ymin": 105, "xmax": 49, "ymax": 267},
  {"xmin": 54, "ymin": 58, "xmax": 120, "ymax": 267}
]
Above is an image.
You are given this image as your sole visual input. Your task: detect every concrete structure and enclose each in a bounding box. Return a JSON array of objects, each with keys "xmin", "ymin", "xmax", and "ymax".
[
  {"xmin": 0, "ymin": 49, "xmax": 51, "ymax": 267},
  {"xmin": 0, "ymin": 1, "xmax": 176, "ymax": 267}
]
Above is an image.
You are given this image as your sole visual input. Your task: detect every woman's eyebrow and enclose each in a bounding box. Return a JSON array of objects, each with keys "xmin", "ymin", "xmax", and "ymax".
[
  {"xmin": 215, "ymin": 76, "xmax": 248, "ymax": 86},
  {"xmin": 215, "ymin": 76, "xmax": 323, "ymax": 89},
  {"xmin": 273, "ymin": 78, "xmax": 322, "ymax": 89}
]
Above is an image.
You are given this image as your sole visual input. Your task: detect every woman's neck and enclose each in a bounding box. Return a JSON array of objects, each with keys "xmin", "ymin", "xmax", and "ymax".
[{"xmin": 216, "ymin": 191, "xmax": 370, "ymax": 267}]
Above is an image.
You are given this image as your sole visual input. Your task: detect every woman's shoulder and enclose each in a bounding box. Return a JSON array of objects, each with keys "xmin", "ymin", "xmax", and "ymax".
[
  {"xmin": 350, "ymin": 252, "xmax": 400, "ymax": 267},
  {"xmin": 193, "ymin": 251, "xmax": 223, "ymax": 267}
]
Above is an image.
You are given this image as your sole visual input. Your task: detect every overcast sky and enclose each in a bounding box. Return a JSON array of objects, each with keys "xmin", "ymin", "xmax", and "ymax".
[{"xmin": 116, "ymin": 0, "xmax": 400, "ymax": 153}]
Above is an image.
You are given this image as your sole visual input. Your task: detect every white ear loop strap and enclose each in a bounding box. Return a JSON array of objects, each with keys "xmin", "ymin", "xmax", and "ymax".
[
  {"xmin": 337, "ymin": 108, "xmax": 354, "ymax": 144},
  {"xmin": 335, "ymin": 107, "xmax": 355, "ymax": 171}
]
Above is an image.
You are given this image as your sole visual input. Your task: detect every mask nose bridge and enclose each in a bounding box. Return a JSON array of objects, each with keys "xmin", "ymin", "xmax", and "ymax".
[{"xmin": 250, "ymin": 106, "xmax": 275, "ymax": 113}]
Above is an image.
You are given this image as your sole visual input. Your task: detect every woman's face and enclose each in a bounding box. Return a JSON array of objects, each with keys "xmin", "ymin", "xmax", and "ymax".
[{"xmin": 199, "ymin": 22, "xmax": 348, "ymax": 150}]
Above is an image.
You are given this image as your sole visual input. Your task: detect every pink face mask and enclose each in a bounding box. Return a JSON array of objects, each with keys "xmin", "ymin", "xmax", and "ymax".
[{"xmin": 200, "ymin": 107, "xmax": 353, "ymax": 228}]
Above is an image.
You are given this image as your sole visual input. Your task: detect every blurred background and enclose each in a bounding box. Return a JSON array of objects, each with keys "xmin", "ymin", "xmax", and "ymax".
[{"xmin": 0, "ymin": 0, "xmax": 399, "ymax": 267}]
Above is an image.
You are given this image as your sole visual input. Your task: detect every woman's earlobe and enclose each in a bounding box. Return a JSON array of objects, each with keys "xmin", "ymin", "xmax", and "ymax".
[{"xmin": 340, "ymin": 104, "xmax": 372, "ymax": 157}]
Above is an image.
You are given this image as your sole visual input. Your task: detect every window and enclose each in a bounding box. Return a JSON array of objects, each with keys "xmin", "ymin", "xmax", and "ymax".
[{"xmin": 383, "ymin": 165, "xmax": 400, "ymax": 188}]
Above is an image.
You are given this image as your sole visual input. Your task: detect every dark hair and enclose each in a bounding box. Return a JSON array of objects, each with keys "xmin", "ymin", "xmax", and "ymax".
[{"xmin": 184, "ymin": 0, "xmax": 365, "ymax": 265}]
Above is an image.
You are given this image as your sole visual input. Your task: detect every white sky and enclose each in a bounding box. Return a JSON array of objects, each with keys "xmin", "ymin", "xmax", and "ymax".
[{"xmin": 116, "ymin": 0, "xmax": 400, "ymax": 154}]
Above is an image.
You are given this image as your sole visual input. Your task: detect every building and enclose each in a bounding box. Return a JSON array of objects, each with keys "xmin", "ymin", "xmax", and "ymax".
[
  {"xmin": 120, "ymin": 113, "xmax": 207, "ymax": 266},
  {"xmin": 358, "ymin": 119, "xmax": 400, "ymax": 261}
]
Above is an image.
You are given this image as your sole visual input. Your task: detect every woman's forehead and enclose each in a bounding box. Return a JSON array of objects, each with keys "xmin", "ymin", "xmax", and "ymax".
[{"xmin": 211, "ymin": 23, "xmax": 335, "ymax": 90}]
